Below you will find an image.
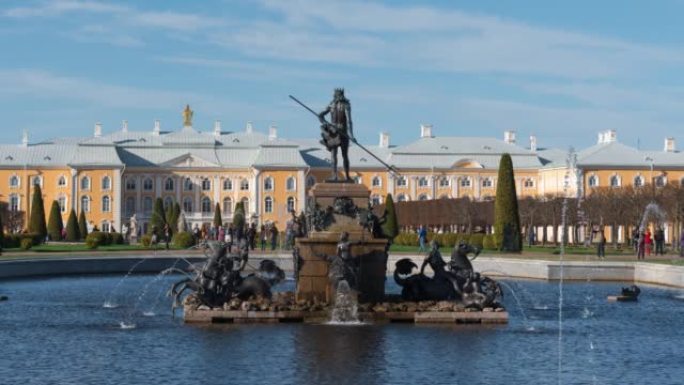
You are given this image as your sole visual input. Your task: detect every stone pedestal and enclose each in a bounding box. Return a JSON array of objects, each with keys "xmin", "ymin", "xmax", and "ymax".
[{"xmin": 295, "ymin": 182, "xmax": 388, "ymax": 303}]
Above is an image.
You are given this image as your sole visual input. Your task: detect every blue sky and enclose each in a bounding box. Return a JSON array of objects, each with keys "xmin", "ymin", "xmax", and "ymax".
[{"xmin": 2, "ymin": 0, "xmax": 684, "ymax": 151}]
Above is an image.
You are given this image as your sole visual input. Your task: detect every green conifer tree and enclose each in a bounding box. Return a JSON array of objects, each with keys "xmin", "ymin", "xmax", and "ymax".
[
  {"xmin": 232, "ymin": 201, "xmax": 245, "ymax": 239},
  {"xmin": 149, "ymin": 198, "xmax": 166, "ymax": 235},
  {"xmin": 78, "ymin": 209, "xmax": 88, "ymax": 240},
  {"xmin": 381, "ymin": 193, "xmax": 399, "ymax": 241},
  {"xmin": 213, "ymin": 203, "xmax": 222, "ymax": 228},
  {"xmin": 65, "ymin": 209, "xmax": 80, "ymax": 242},
  {"xmin": 29, "ymin": 184, "xmax": 48, "ymax": 238},
  {"xmin": 47, "ymin": 200, "xmax": 64, "ymax": 241},
  {"xmin": 494, "ymin": 153, "xmax": 522, "ymax": 252}
]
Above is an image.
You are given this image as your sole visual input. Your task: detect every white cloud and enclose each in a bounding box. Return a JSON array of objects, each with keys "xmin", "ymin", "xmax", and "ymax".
[{"xmin": 3, "ymin": 0, "xmax": 126, "ymax": 18}]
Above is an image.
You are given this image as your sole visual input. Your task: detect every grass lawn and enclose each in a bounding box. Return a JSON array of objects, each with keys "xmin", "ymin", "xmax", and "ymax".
[{"xmin": 2, "ymin": 243, "xmax": 183, "ymax": 253}]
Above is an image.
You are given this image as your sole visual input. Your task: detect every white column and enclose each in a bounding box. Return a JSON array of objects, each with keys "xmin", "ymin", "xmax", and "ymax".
[
  {"xmin": 70, "ymin": 168, "xmax": 78, "ymax": 212},
  {"xmin": 135, "ymin": 175, "xmax": 142, "ymax": 212},
  {"xmin": 113, "ymin": 169, "xmax": 122, "ymax": 231},
  {"xmin": 431, "ymin": 175, "xmax": 437, "ymax": 200},
  {"xmin": 213, "ymin": 175, "xmax": 220, "ymax": 208},
  {"xmin": 410, "ymin": 176, "xmax": 417, "ymax": 200},
  {"xmin": 251, "ymin": 169, "xmax": 260, "ymax": 218},
  {"xmin": 387, "ymin": 173, "xmax": 395, "ymax": 197},
  {"xmin": 476, "ymin": 175, "xmax": 482, "ymax": 200},
  {"xmin": 453, "ymin": 176, "xmax": 459, "ymax": 198},
  {"xmin": 155, "ymin": 175, "xmax": 162, "ymax": 198},
  {"xmin": 194, "ymin": 176, "xmax": 201, "ymax": 218},
  {"xmin": 297, "ymin": 169, "xmax": 306, "ymax": 213},
  {"xmin": 175, "ymin": 175, "xmax": 181, "ymax": 203}
]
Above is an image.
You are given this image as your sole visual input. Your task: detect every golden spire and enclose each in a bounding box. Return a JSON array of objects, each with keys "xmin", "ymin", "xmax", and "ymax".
[{"xmin": 182, "ymin": 104, "xmax": 194, "ymax": 127}]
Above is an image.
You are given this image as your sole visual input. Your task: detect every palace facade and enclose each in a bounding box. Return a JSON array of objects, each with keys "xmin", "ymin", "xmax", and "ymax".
[{"xmin": 1, "ymin": 107, "xmax": 682, "ymax": 236}]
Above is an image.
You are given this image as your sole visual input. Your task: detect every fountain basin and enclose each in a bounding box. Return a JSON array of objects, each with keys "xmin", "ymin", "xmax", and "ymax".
[{"xmin": 182, "ymin": 293, "xmax": 508, "ymax": 324}]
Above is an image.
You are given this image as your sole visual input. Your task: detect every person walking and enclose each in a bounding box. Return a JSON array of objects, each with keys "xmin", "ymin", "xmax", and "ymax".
[
  {"xmin": 679, "ymin": 230, "xmax": 684, "ymax": 257},
  {"xmin": 247, "ymin": 223, "xmax": 257, "ymax": 251},
  {"xmin": 260, "ymin": 224, "xmax": 267, "ymax": 251},
  {"xmin": 418, "ymin": 225, "xmax": 428, "ymax": 252},
  {"xmin": 163, "ymin": 224, "xmax": 171, "ymax": 250},
  {"xmin": 270, "ymin": 224, "xmax": 278, "ymax": 251},
  {"xmin": 645, "ymin": 229, "xmax": 653, "ymax": 257},
  {"xmin": 637, "ymin": 231, "xmax": 645, "ymax": 260},
  {"xmin": 654, "ymin": 227, "xmax": 665, "ymax": 256},
  {"xmin": 596, "ymin": 229, "xmax": 606, "ymax": 259},
  {"xmin": 528, "ymin": 228, "xmax": 536, "ymax": 248}
]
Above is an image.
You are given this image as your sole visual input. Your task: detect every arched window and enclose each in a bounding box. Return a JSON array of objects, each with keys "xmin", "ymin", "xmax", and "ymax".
[
  {"xmin": 57, "ymin": 175, "xmax": 67, "ymax": 187},
  {"xmin": 371, "ymin": 195, "xmax": 381, "ymax": 206},
  {"xmin": 439, "ymin": 177, "xmax": 449, "ymax": 187},
  {"xmin": 353, "ymin": 176, "xmax": 362, "ymax": 184},
  {"xmin": 418, "ymin": 177, "xmax": 429, "ymax": 187},
  {"xmin": 397, "ymin": 194, "xmax": 407, "ymax": 202},
  {"xmin": 223, "ymin": 178, "xmax": 233, "ymax": 191},
  {"xmin": 610, "ymin": 175, "xmax": 620, "ymax": 187},
  {"xmin": 164, "ymin": 196, "xmax": 173, "ymax": 209},
  {"xmin": 418, "ymin": 194, "xmax": 429, "ymax": 201},
  {"xmin": 143, "ymin": 197, "xmax": 153, "ymax": 213},
  {"xmin": 184, "ymin": 178, "xmax": 194, "ymax": 191},
  {"xmin": 58, "ymin": 196, "xmax": 67, "ymax": 213},
  {"xmin": 101, "ymin": 176, "xmax": 111, "ymax": 190},
  {"xmin": 240, "ymin": 179, "xmax": 249, "ymax": 191},
  {"xmin": 482, "ymin": 178, "xmax": 493, "ymax": 188},
  {"xmin": 634, "ymin": 175, "xmax": 644, "ymax": 188},
  {"xmin": 201, "ymin": 178, "xmax": 211, "ymax": 191},
  {"xmin": 9, "ymin": 194, "xmax": 20, "ymax": 211},
  {"xmin": 143, "ymin": 177, "xmax": 154, "ymax": 191},
  {"xmin": 523, "ymin": 178, "xmax": 535, "ymax": 188},
  {"xmin": 588, "ymin": 175, "xmax": 598, "ymax": 187},
  {"xmin": 287, "ymin": 197, "xmax": 295, "ymax": 213},
  {"xmin": 81, "ymin": 195, "xmax": 91, "ymax": 212},
  {"xmin": 460, "ymin": 177, "xmax": 472, "ymax": 187},
  {"xmin": 223, "ymin": 198, "xmax": 233, "ymax": 215},
  {"xmin": 81, "ymin": 176, "xmax": 91, "ymax": 190},
  {"xmin": 183, "ymin": 197, "xmax": 193, "ymax": 213},
  {"xmin": 371, "ymin": 176, "xmax": 382, "ymax": 187},
  {"xmin": 201, "ymin": 197, "xmax": 212, "ymax": 213},
  {"xmin": 655, "ymin": 175, "xmax": 666, "ymax": 187},
  {"xmin": 102, "ymin": 196, "xmax": 111, "ymax": 212},
  {"xmin": 9, "ymin": 175, "xmax": 19, "ymax": 188},
  {"xmin": 264, "ymin": 177, "xmax": 274, "ymax": 191},
  {"xmin": 164, "ymin": 178, "xmax": 175, "ymax": 191},
  {"xmin": 125, "ymin": 197, "xmax": 135, "ymax": 216},
  {"xmin": 264, "ymin": 197, "xmax": 274, "ymax": 213},
  {"xmin": 396, "ymin": 176, "xmax": 408, "ymax": 187},
  {"xmin": 286, "ymin": 177, "xmax": 296, "ymax": 191},
  {"xmin": 125, "ymin": 177, "xmax": 136, "ymax": 191},
  {"xmin": 32, "ymin": 176, "xmax": 42, "ymax": 186},
  {"xmin": 306, "ymin": 175, "xmax": 316, "ymax": 188},
  {"xmin": 241, "ymin": 197, "xmax": 249, "ymax": 212},
  {"xmin": 101, "ymin": 221, "xmax": 111, "ymax": 233}
]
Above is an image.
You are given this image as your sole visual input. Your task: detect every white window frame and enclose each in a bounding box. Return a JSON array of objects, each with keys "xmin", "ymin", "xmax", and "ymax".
[
  {"xmin": 240, "ymin": 179, "xmax": 249, "ymax": 191},
  {"xmin": 9, "ymin": 175, "xmax": 20, "ymax": 188},
  {"xmin": 223, "ymin": 178, "xmax": 233, "ymax": 191},
  {"xmin": 57, "ymin": 175, "xmax": 67, "ymax": 187},
  {"xmin": 287, "ymin": 196, "xmax": 296, "ymax": 212},
  {"xmin": 102, "ymin": 196, "xmax": 111, "ymax": 213},
  {"xmin": 286, "ymin": 177, "xmax": 296, "ymax": 192},
  {"xmin": 125, "ymin": 177, "xmax": 136, "ymax": 191},
  {"xmin": 201, "ymin": 178, "xmax": 211, "ymax": 191},
  {"xmin": 143, "ymin": 177, "xmax": 154, "ymax": 191},
  {"xmin": 101, "ymin": 176, "xmax": 111, "ymax": 191},
  {"xmin": 81, "ymin": 195, "xmax": 91, "ymax": 213},
  {"xmin": 201, "ymin": 197, "xmax": 212, "ymax": 213},
  {"xmin": 81, "ymin": 176, "xmax": 91, "ymax": 191},
  {"xmin": 264, "ymin": 197, "xmax": 274, "ymax": 213},
  {"xmin": 418, "ymin": 177, "xmax": 429, "ymax": 187},
  {"xmin": 264, "ymin": 177, "xmax": 274, "ymax": 191},
  {"xmin": 164, "ymin": 178, "xmax": 175, "ymax": 192},
  {"xmin": 371, "ymin": 176, "xmax": 382, "ymax": 188}
]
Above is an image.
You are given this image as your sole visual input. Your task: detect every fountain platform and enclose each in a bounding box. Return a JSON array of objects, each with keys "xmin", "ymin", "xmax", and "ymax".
[{"xmin": 182, "ymin": 293, "xmax": 508, "ymax": 325}]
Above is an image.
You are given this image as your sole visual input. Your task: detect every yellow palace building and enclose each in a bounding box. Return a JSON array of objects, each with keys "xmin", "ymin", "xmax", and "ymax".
[{"xmin": 1, "ymin": 106, "xmax": 682, "ymax": 235}]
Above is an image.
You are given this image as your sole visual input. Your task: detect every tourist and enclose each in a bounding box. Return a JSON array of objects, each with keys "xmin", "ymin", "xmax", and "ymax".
[
  {"xmin": 596, "ymin": 229, "xmax": 606, "ymax": 259},
  {"xmin": 418, "ymin": 225, "xmax": 428, "ymax": 252},
  {"xmin": 285, "ymin": 212, "xmax": 295, "ymax": 250},
  {"xmin": 679, "ymin": 230, "xmax": 684, "ymax": 257},
  {"xmin": 270, "ymin": 224, "xmax": 278, "ymax": 251},
  {"xmin": 192, "ymin": 224, "xmax": 200, "ymax": 245},
  {"xmin": 654, "ymin": 227, "xmax": 665, "ymax": 256},
  {"xmin": 218, "ymin": 226, "xmax": 225, "ymax": 245},
  {"xmin": 528, "ymin": 228, "xmax": 536, "ymax": 247},
  {"xmin": 260, "ymin": 225, "xmax": 267, "ymax": 251},
  {"xmin": 163, "ymin": 224, "xmax": 170, "ymax": 250},
  {"xmin": 247, "ymin": 223, "xmax": 257, "ymax": 251},
  {"xmin": 645, "ymin": 229, "xmax": 652, "ymax": 257},
  {"xmin": 151, "ymin": 226, "xmax": 158, "ymax": 249},
  {"xmin": 632, "ymin": 227, "xmax": 639, "ymax": 252},
  {"xmin": 637, "ymin": 231, "xmax": 645, "ymax": 260}
]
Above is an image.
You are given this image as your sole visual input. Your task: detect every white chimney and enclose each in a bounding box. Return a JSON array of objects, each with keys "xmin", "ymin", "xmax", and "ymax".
[
  {"xmin": 665, "ymin": 137, "xmax": 676, "ymax": 152},
  {"xmin": 529, "ymin": 135, "xmax": 537, "ymax": 152},
  {"xmin": 153, "ymin": 119, "xmax": 161, "ymax": 136},
  {"xmin": 214, "ymin": 120, "xmax": 221, "ymax": 137},
  {"xmin": 504, "ymin": 130, "xmax": 516, "ymax": 145},
  {"xmin": 21, "ymin": 130, "xmax": 29, "ymax": 147},
  {"xmin": 379, "ymin": 132, "xmax": 390, "ymax": 148},
  {"xmin": 94, "ymin": 122, "xmax": 102, "ymax": 138},
  {"xmin": 121, "ymin": 120, "xmax": 128, "ymax": 132},
  {"xmin": 597, "ymin": 132, "xmax": 605, "ymax": 144},
  {"xmin": 420, "ymin": 124, "xmax": 433, "ymax": 138},
  {"xmin": 268, "ymin": 125, "xmax": 277, "ymax": 140},
  {"xmin": 605, "ymin": 129, "xmax": 617, "ymax": 143},
  {"xmin": 245, "ymin": 121, "xmax": 254, "ymax": 134}
]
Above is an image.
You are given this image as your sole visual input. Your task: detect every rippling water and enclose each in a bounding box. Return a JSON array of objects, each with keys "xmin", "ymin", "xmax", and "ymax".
[{"xmin": 1, "ymin": 275, "xmax": 684, "ymax": 385}]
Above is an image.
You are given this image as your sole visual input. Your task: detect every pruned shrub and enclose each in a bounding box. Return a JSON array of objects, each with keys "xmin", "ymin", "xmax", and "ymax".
[
  {"xmin": 140, "ymin": 234, "xmax": 152, "ymax": 248},
  {"xmin": 85, "ymin": 233, "xmax": 100, "ymax": 249},
  {"xmin": 172, "ymin": 231, "xmax": 194, "ymax": 249},
  {"xmin": 20, "ymin": 238, "xmax": 33, "ymax": 250},
  {"xmin": 483, "ymin": 234, "xmax": 497, "ymax": 250}
]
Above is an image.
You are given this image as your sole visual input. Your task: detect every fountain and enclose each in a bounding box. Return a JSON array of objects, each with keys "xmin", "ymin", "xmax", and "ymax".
[{"xmin": 181, "ymin": 89, "xmax": 507, "ymax": 325}]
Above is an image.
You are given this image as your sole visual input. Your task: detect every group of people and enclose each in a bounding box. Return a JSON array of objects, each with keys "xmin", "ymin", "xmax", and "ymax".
[
  {"xmin": 191, "ymin": 222, "xmax": 259, "ymax": 252},
  {"xmin": 630, "ymin": 227, "xmax": 666, "ymax": 260}
]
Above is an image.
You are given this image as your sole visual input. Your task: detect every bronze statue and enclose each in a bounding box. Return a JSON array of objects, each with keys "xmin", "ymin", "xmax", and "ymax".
[{"xmin": 318, "ymin": 88, "xmax": 354, "ymax": 181}]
